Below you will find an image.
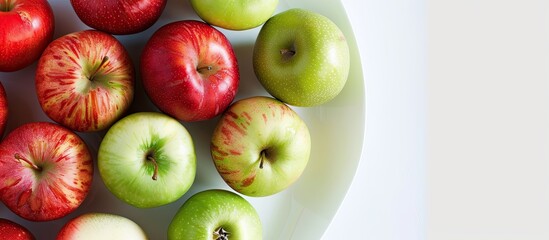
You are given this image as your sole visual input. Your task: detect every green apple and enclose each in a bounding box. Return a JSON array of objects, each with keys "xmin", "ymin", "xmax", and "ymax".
[
  {"xmin": 57, "ymin": 213, "xmax": 147, "ymax": 239},
  {"xmin": 210, "ymin": 96, "xmax": 310, "ymax": 197},
  {"xmin": 168, "ymin": 189, "xmax": 262, "ymax": 240},
  {"xmin": 190, "ymin": 0, "xmax": 278, "ymax": 30},
  {"xmin": 253, "ymin": 8, "xmax": 350, "ymax": 106},
  {"xmin": 98, "ymin": 112, "xmax": 196, "ymax": 208}
]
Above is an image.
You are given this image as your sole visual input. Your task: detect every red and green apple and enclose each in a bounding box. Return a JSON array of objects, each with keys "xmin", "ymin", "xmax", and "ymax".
[
  {"xmin": 211, "ymin": 96, "xmax": 311, "ymax": 197},
  {"xmin": 57, "ymin": 212, "xmax": 147, "ymax": 240}
]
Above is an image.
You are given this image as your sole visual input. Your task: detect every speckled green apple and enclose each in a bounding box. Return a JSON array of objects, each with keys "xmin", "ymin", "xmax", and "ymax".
[
  {"xmin": 190, "ymin": 0, "xmax": 278, "ymax": 30},
  {"xmin": 168, "ymin": 189, "xmax": 262, "ymax": 240},
  {"xmin": 253, "ymin": 8, "xmax": 350, "ymax": 106},
  {"xmin": 211, "ymin": 96, "xmax": 310, "ymax": 197},
  {"xmin": 98, "ymin": 112, "xmax": 196, "ymax": 208}
]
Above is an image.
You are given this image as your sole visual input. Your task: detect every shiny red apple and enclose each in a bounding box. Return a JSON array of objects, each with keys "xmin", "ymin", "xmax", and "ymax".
[
  {"xmin": 36, "ymin": 30, "xmax": 134, "ymax": 132},
  {"xmin": 0, "ymin": 0, "xmax": 54, "ymax": 72},
  {"xmin": 141, "ymin": 20, "xmax": 239, "ymax": 122},
  {"xmin": 0, "ymin": 122, "xmax": 93, "ymax": 221},
  {"xmin": 70, "ymin": 0, "xmax": 166, "ymax": 35},
  {"xmin": 0, "ymin": 218, "xmax": 35, "ymax": 240}
]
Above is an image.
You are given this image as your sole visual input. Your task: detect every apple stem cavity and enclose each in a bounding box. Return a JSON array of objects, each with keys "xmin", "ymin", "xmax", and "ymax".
[
  {"xmin": 197, "ymin": 65, "xmax": 213, "ymax": 74},
  {"xmin": 214, "ymin": 227, "xmax": 230, "ymax": 240},
  {"xmin": 14, "ymin": 153, "xmax": 41, "ymax": 171},
  {"xmin": 88, "ymin": 56, "xmax": 109, "ymax": 82},
  {"xmin": 146, "ymin": 154, "xmax": 159, "ymax": 181},
  {"xmin": 280, "ymin": 48, "xmax": 296, "ymax": 61}
]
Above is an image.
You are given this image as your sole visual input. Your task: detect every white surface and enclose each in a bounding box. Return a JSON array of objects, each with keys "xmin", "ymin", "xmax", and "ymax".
[{"xmin": 326, "ymin": 0, "xmax": 549, "ymax": 240}]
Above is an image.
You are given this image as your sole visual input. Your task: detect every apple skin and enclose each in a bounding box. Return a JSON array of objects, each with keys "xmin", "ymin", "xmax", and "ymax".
[
  {"xmin": 253, "ymin": 8, "xmax": 350, "ymax": 107},
  {"xmin": 56, "ymin": 213, "xmax": 147, "ymax": 240},
  {"xmin": 0, "ymin": 0, "xmax": 54, "ymax": 72},
  {"xmin": 0, "ymin": 218, "xmax": 35, "ymax": 240},
  {"xmin": 98, "ymin": 112, "xmax": 196, "ymax": 208},
  {"xmin": 0, "ymin": 122, "xmax": 93, "ymax": 221},
  {"xmin": 168, "ymin": 189, "xmax": 262, "ymax": 240},
  {"xmin": 211, "ymin": 96, "xmax": 310, "ymax": 197},
  {"xmin": 70, "ymin": 0, "xmax": 166, "ymax": 35},
  {"xmin": 141, "ymin": 20, "xmax": 239, "ymax": 122},
  {"xmin": 0, "ymin": 81, "xmax": 8, "ymax": 137},
  {"xmin": 190, "ymin": 0, "xmax": 278, "ymax": 30},
  {"xmin": 36, "ymin": 30, "xmax": 134, "ymax": 132}
]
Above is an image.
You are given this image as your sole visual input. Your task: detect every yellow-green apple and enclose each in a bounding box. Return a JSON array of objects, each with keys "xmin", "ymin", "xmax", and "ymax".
[
  {"xmin": 0, "ymin": 0, "xmax": 54, "ymax": 72},
  {"xmin": 35, "ymin": 30, "xmax": 134, "ymax": 132},
  {"xmin": 190, "ymin": 0, "xmax": 278, "ymax": 30},
  {"xmin": 253, "ymin": 8, "xmax": 350, "ymax": 106},
  {"xmin": 0, "ymin": 81, "xmax": 8, "ymax": 137},
  {"xmin": 70, "ymin": 0, "xmax": 166, "ymax": 35},
  {"xmin": 98, "ymin": 112, "xmax": 196, "ymax": 208},
  {"xmin": 0, "ymin": 218, "xmax": 35, "ymax": 240},
  {"xmin": 168, "ymin": 189, "xmax": 261, "ymax": 240},
  {"xmin": 141, "ymin": 20, "xmax": 239, "ymax": 122},
  {"xmin": 56, "ymin": 213, "xmax": 147, "ymax": 240},
  {"xmin": 211, "ymin": 96, "xmax": 310, "ymax": 197},
  {"xmin": 0, "ymin": 122, "xmax": 93, "ymax": 221}
]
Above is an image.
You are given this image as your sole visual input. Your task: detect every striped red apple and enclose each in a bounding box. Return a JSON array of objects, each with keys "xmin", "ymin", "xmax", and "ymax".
[
  {"xmin": 0, "ymin": 122, "xmax": 93, "ymax": 221},
  {"xmin": 35, "ymin": 30, "xmax": 134, "ymax": 132}
]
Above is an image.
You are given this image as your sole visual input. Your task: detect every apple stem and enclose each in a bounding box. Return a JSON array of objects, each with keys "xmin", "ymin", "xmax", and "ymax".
[
  {"xmin": 88, "ymin": 56, "xmax": 109, "ymax": 81},
  {"xmin": 280, "ymin": 48, "xmax": 296, "ymax": 60},
  {"xmin": 14, "ymin": 153, "xmax": 41, "ymax": 171},
  {"xmin": 197, "ymin": 65, "xmax": 213, "ymax": 73},
  {"xmin": 2, "ymin": 0, "xmax": 10, "ymax": 12},
  {"xmin": 146, "ymin": 155, "xmax": 159, "ymax": 181},
  {"xmin": 214, "ymin": 227, "xmax": 229, "ymax": 240},
  {"xmin": 259, "ymin": 150, "xmax": 266, "ymax": 169}
]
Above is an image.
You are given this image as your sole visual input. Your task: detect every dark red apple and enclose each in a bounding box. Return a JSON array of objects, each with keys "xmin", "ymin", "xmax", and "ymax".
[
  {"xmin": 36, "ymin": 30, "xmax": 134, "ymax": 132},
  {"xmin": 0, "ymin": 0, "xmax": 54, "ymax": 72},
  {"xmin": 141, "ymin": 20, "xmax": 239, "ymax": 122},
  {"xmin": 0, "ymin": 81, "xmax": 8, "ymax": 137},
  {"xmin": 0, "ymin": 218, "xmax": 35, "ymax": 240},
  {"xmin": 70, "ymin": 0, "xmax": 166, "ymax": 35},
  {"xmin": 0, "ymin": 122, "xmax": 93, "ymax": 221}
]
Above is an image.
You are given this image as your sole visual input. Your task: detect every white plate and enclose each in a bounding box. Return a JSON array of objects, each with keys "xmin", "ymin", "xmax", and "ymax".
[{"xmin": 0, "ymin": 0, "xmax": 365, "ymax": 239}]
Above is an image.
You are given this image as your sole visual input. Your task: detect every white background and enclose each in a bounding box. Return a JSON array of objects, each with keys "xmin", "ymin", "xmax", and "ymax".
[{"xmin": 325, "ymin": 0, "xmax": 549, "ymax": 239}]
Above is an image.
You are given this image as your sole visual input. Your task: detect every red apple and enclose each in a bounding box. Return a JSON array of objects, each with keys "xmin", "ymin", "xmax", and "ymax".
[
  {"xmin": 0, "ymin": 218, "xmax": 35, "ymax": 240},
  {"xmin": 0, "ymin": 0, "xmax": 54, "ymax": 72},
  {"xmin": 36, "ymin": 30, "xmax": 134, "ymax": 132},
  {"xmin": 0, "ymin": 122, "xmax": 93, "ymax": 221},
  {"xmin": 70, "ymin": 0, "xmax": 166, "ymax": 35},
  {"xmin": 0, "ymin": 81, "xmax": 8, "ymax": 137},
  {"xmin": 141, "ymin": 20, "xmax": 239, "ymax": 122}
]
